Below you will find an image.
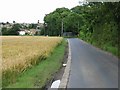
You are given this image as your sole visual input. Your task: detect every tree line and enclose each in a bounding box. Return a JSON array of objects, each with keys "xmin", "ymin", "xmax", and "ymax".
[
  {"xmin": 42, "ymin": 7, "xmax": 83, "ymax": 36},
  {"xmin": 1, "ymin": 23, "xmax": 38, "ymax": 35},
  {"xmin": 42, "ymin": 2, "xmax": 120, "ymax": 57}
]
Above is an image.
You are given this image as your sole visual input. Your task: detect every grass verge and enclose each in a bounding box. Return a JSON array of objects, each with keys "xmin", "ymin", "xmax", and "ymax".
[
  {"xmin": 3, "ymin": 39, "xmax": 66, "ymax": 89},
  {"xmin": 91, "ymin": 41, "xmax": 118, "ymax": 57},
  {"xmin": 81, "ymin": 38, "xmax": 118, "ymax": 57}
]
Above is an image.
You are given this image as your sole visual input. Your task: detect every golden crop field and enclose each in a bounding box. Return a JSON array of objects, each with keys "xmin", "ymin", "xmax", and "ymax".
[{"xmin": 2, "ymin": 36, "xmax": 62, "ymax": 86}]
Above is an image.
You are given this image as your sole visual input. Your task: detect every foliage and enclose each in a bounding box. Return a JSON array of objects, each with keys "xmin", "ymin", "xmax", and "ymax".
[
  {"xmin": 2, "ymin": 24, "xmax": 21, "ymax": 35},
  {"xmin": 1, "ymin": 23, "xmax": 38, "ymax": 35},
  {"xmin": 43, "ymin": 7, "xmax": 83, "ymax": 36},
  {"xmin": 75, "ymin": 2, "xmax": 119, "ymax": 57},
  {"xmin": 28, "ymin": 24, "xmax": 37, "ymax": 29},
  {"xmin": 43, "ymin": 2, "xmax": 119, "ymax": 56},
  {"xmin": 1, "ymin": 27, "xmax": 9, "ymax": 35},
  {"xmin": 9, "ymin": 24, "xmax": 21, "ymax": 35}
]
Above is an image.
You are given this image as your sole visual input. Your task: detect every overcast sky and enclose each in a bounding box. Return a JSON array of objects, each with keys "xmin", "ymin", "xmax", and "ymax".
[{"xmin": 0, "ymin": 0, "xmax": 82, "ymax": 23}]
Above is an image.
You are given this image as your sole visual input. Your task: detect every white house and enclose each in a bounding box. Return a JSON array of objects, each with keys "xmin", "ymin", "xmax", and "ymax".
[{"xmin": 18, "ymin": 31, "xmax": 26, "ymax": 35}]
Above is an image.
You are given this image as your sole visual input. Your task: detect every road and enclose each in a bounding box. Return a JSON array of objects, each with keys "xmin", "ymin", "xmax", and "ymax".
[{"xmin": 67, "ymin": 38, "xmax": 118, "ymax": 88}]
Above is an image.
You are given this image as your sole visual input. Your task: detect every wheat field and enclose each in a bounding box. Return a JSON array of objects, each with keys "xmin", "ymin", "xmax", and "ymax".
[{"xmin": 2, "ymin": 36, "xmax": 63, "ymax": 86}]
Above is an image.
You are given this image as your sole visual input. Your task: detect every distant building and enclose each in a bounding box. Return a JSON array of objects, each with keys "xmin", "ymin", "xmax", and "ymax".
[
  {"xmin": 18, "ymin": 29, "xmax": 37, "ymax": 36},
  {"xmin": 36, "ymin": 22, "xmax": 44, "ymax": 35},
  {"xmin": 37, "ymin": 23, "xmax": 44, "ymax": 28},
  {"xmin": 29, "ymin": 29, "xmax": 36, "ymax": 35},
  {"xmin": 18, "ymin": 31, "xmax": 26, "ymax": 35}
]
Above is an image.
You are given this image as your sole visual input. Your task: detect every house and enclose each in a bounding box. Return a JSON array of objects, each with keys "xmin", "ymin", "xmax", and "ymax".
[
  {"xmin": 35, "ymin": 23, "xmax": 44, "ymax": 35},
  {"xmin": 18, "ymin": 31, "xmax": 26, "ymax": 35},
  {"xmin": 18, "ymin": 29, "xmax": 37, "ymax": 36},
  {"xmin": 29, "ymin": 29, "xmax": 36, "ymax": 35}
]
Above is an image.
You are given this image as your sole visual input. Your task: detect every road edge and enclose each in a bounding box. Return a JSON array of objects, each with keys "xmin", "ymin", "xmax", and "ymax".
[{"xmin": 59, "ymin": 39, "xmax": 71, "ymax": 89}]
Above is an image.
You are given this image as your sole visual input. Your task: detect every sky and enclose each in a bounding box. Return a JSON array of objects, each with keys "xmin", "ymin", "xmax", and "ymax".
[{"xmin": 0, "ymin": 0, "xmax": 82, "ymax": 23}]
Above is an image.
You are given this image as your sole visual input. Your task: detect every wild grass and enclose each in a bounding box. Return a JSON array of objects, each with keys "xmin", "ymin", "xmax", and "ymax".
[
  {"xmin": 2, "ymin": 36, "xmax": 63, "ymax": 87},
  {"xmin": 91, "ymin": 41, "xmax": 118, "ymax": 57}
]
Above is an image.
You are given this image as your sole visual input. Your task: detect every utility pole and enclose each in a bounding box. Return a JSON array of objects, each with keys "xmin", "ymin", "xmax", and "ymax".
[
  {"xmin": 78, "ymin": 21, "xmax": 79, "ymax": 31},
  {"xmin": 61, "ymin": 19, "xmax": 63, "ymax": 36},
  {"xmin": 78, "ymin": 21, "xmax": 79, "ymax": 37}
]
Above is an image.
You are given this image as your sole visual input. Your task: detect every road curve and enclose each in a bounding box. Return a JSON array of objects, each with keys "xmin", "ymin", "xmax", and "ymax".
[{"xmin": 67, "ymin": 38, "xmax": 118, "ymax": 88}]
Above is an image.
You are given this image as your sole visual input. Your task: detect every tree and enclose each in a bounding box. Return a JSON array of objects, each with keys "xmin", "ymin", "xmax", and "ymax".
[
  {"xmin": 43, "ymin": 7, "xmax": 71, "ymax": 36},
  {"xmin": 43, "ymin": 7, "xmax": 83, "ymax": 36},
  {"xmin": 2, "ymin": 27, "xmax": 9, "ymax": 35},
  {"xmin": 9, "ymin": 24, "xmax": 22, "ymax": 35},
  {"xmin": 28, "ymin": 24, "xmax": 37, "ymax": 29},
  {"xmin": 6, "ymin": 22, "xmax": 10, "ymax": 24},
  {"xmin": 42, "ymin": 2, "xmax": 119, "ymax": 56},
  {"xmin": 13, "ymin": 21, "xmax": 15, "ymax": 24}
]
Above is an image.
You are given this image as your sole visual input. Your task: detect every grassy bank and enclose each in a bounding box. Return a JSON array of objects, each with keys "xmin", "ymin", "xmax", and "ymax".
[
  {"xmin": 3, "ymin": 39, "xmax": 66, "ymax": 88},
  {"xmin": 80, "ymin": 38, "xmax": 118, "ymax": 57},
  {"xmin": 91, "ymin": 41, "xmax": 118, "ymax": 57}
]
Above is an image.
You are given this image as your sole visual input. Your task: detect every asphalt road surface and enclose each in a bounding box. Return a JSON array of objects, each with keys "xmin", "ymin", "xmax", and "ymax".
[{"xmin": 67, "ymin": 38, "xmax": 118, "ymax": 88}]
